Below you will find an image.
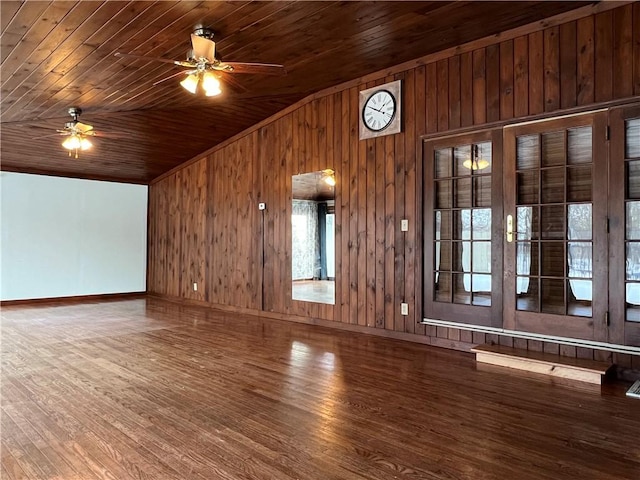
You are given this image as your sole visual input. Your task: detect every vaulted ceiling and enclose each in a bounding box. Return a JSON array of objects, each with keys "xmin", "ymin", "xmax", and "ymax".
[{"xmin": 1, "ymin": 1, "xmax": 588, "ymax": 184}]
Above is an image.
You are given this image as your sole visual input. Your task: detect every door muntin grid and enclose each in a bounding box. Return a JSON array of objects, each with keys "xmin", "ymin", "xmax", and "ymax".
[
  {"xmin": 434, "ymin": 142, "xmax": 492, "ymax": 307},
  {"xmin": 514, "ymin": 126, "xmax": 593, "ymax": 318}
]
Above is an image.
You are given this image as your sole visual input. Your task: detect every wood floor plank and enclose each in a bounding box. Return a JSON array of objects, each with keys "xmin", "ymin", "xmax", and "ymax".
[{"xmin": 1, "ymin": 298, "xmax": 638, "ymax": 480}]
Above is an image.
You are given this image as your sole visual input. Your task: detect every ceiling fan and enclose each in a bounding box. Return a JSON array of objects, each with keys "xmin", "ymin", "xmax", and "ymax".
[
  {"xmin": 31, "ymin": 107, "xmax": 97, "ymax": 158},
  {"xmin": 115, "ymin": 27, "xmax": 286, "ymax": 96}
]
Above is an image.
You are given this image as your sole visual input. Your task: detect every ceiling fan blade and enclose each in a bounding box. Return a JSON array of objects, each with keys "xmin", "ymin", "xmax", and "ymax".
[
  {"xmin": 33, "ymin": 132, "xmax": 65, "ymax": 140},
  {"xmin": 75, "ymin": 122, "xmax": 94, "ymax": 133},
  {"xmin": 190, "ymin": 34, "xmax": 215, "ymax": 61},
  {"xmin": 92, "ymin": 131, "xmax": 127, "ymax": 139},
  {"xmin": 152, "ymin": 70, "xmax": 195, "ymax": 86},
  {"xmin": 218, "ymin": 73, "xmax": 248, "ymax": 93},
  {"xmin": 221, "ymin": 62, "xmax": 286, "ymax": 76},
  {"xmin": 114, "ymin": 52, "xmax": 194, "ymax": 68}
]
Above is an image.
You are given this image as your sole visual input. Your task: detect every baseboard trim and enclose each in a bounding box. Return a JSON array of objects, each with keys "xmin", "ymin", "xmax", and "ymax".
[{"xmin": 1, "ymin": 291, "xmax": 146, "ymax": 307}]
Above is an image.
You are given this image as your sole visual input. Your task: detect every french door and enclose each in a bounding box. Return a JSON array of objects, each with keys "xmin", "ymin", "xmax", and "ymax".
[
  {"xmin": 609, "ymin": 104, "xmax": 640, "ymax": 346},
  {"xmin": 424, "ymin": 105, "xmax": 640, "ymax": 347},
  {"xmin": 503, "ymin": 112, "xmax": 608, "ymax": 342},
  {"xmin": 423, "ymin": 130, "xmax": 503, "ymax": 328}
]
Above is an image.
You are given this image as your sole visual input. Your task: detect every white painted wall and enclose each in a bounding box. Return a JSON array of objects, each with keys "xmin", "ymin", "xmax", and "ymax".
[{"xmin": 1, "ymin": 172, "xmax": 147, "ymax": 300}]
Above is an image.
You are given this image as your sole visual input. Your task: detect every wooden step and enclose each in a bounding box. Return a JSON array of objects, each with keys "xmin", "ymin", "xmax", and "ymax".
[{"xmin": 471, "ymin": 344, "xmax": 614, "ymax": 384}]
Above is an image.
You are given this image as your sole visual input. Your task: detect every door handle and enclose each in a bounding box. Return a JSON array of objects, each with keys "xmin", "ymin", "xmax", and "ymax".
[{"xmin": 506, "ymin": 214, "xmax": 517, "ymax": 243}]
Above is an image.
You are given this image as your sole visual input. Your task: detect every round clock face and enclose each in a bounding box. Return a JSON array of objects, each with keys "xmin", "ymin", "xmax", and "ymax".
[{"xmin": 362, "ymin": 90, "xmax": 396, "ymax": 132}]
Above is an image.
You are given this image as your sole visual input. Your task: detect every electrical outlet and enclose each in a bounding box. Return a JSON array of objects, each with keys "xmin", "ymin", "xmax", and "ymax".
[
  {"xmin": 401, "ymin": 219, "xmax": 409, "ymax": 231},
  {"xmin": 193, "ymin": 282, "xmax": 198, "ymax": 292},
  {"xmin": 401, "ymin": 303, "xmax": 408, "ymax": 315}
]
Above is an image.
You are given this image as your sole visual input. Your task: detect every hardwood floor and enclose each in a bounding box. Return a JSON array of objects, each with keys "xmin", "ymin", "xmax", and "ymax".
[{"xmin": 1, "ymin": 298, "xmax": 638, "ymax": 480}]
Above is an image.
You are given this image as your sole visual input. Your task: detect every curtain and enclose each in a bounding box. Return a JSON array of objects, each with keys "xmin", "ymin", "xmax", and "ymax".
[{"xmin": 292, "ymin": 200, "xmax": 320, "ymax": 280}]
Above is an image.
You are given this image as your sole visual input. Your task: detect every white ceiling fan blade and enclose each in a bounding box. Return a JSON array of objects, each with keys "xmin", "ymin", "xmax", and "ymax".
[
  {"xmin": 75, "ymin": 122, "xmax": 94, "ymax": 133},
  {"xmin": 191, "ymin": 34, "xmax": 216, "ymax": 61}
]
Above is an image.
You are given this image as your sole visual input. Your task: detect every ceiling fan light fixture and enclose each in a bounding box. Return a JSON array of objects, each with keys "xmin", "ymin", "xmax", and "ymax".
[
  {"xmin": 80, "ymin": 137, "xmax": 93, "ymax": 150},
  {"xmin": 463, "ymin": 144, "xmax": 490, "ymax": 171},
  {"xmin": 180, "ymin": 73, "xmax": 199, "ymax": 94},
  {"xmin": 202, "ymin": 71, "xmax": 221, "ymax": 96},
  {"xmin": 62, "ymin": 134, "xmax": 82, "ymax": 150},
  {"xmin": 322, "ymin": 169, "xmax": 336, "ymax": 186}
]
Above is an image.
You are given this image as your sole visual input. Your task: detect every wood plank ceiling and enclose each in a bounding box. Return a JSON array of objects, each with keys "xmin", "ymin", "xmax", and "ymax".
[{"xmin": 1, "ymin": 1, "xmax": 589, "ymax": 184}]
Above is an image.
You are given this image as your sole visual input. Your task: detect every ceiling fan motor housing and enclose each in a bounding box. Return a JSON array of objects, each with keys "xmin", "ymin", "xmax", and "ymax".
[{"xmin": 68, "ymin": 107, "xmax": 82, "ymax": 122}]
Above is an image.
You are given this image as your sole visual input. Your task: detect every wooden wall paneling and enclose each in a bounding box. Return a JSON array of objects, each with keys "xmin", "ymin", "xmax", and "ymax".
[
  {"xmin": 237, "ymin": 135, "xmax": 261, "ymax": 311},
  {"xmin": 544, "ymin": 342, "xmax": 560, "ymax": 355},
  {"xmin": 560, "ymin": 21, "xmax": 578, "ymax": 109},
  {"xmin": 404, "ymin": 69, "xmax": 417, "ymax": 333},
  {"xmin": 612, "ymin": 4, "xmax": 633, "ymax": 99},
  {"xmin": 357, "ymin": 84, "xmax": 372, "ymax": 327},
  {"xmin": 448, "ymin": 55, "xmax": 461, "ymax": 130},
  {"xmin": 528, "ymin": 31, "xmax": 544, "ymax": 115},
  {"xmin": 365, "ymin": 97, "xmax": 376, "ymax": 328},
  {"xmin": 222, "ymin": 145, "xmax": 234, "ymax": 307},
  {"xmin": 210, "ymin": 150, "xmax": 222, "ymax": 304},
  {"xmin": 594, "ymin": 10, "xmax": 613, "ymax": 102},
  {"xmin": 576, "ymin": 15, "xmax": 595, "ymax": 105},
  {"xmin": 384, "ymin": 133, "xmax": 396, "ymax": 331},
  {"xmin": 205, "ymin": 153, "xmax": 216, "ymax": 304},
  {"xmin": 181, "ymin": 161, "xmax": 206, "ymax": 301},
  {"xmin": 460, "ymin": 53, "xmax": 474, "ymax": 128},
  {"xmin": 414, "ymin": 66, "xmax": 426, "ymax": 336},
  {"xmin": 375, "ymin": 133, "xmax": 385, "ymax": 329},
  {"xmin": 271, "ymin": 118, "xmax": 283, "ymax": 314},
  {"xmin": 634, "ymin": 4, "xmax": 640, "ymax": 96},
  {"xmin": 146, "ymin": 5, "xmax": 640, "ymax": 361},
  {"xmin": 543, "ymin": 26, "xmax": 561, "ymax": 112},
  {"xmin": 485, "ymin": 44, "xmax": 500, "ymax": 122},
  {"xmin": 513, "ymin": 36, "xmax": 529, "ymax": 117},
  {"xmin": 348, "ymin": 87, "xmax": 359, "ymax": 325},
  {"xmin": 152, "ymin": 182, "xmax": 162, "ymax": 294},
  {"xmin": 471, "ymin": 49, "xmax": 487, "ymax": 125},
  {"xmin": 436, "ymin": 59, "xmax": 449, "ymax": 131},
  {"xmin": 426, "ymin": 62, "xmax": 439, "ymax": 133},
  {"xmin": 260, "ymin": 124, "xmax": 276, "ymax": 312},
  {"xmin": 394, "ymin": 73, "xmax": 406, "ymax": 332},
  {"xmin": 328, "ymin": 93, "xmax": 339, "ymax": 323},
  {"xmin": 559, "ymin": 344, "xmax": 577, "ymax": 358},
  {"xmin": 330, "ymin": 93, "xmax": 341, "ymax": 322},
  {"xmin": 168, "ymin": 171, "xmax": 181, "ymax": 297},
  {"xmin": 340, "ymin": 89, "xmax": 351, "ymax": 324},
  {"xmin": 276, "ymin": 115, "xmax": 289, "ymax": 315},
  {"xmin": 499, "ymin": 40, "xmax": 514, "ymax": 120},
  {"xmin": 289, "ymin": 107, "xmax": 300, "ymax": 315},
  {"xmin": 251, "ymin": 130, "xmax": 263, "ymax": 312},
  {"xmin": 231, "ymin": 142, "xmax": 242, "ymax": 308}
]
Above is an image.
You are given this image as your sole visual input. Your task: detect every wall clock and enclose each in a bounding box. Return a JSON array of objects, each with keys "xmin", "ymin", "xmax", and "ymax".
[{"xmin": 359, "ymin": 80, "xmax": 402, "ymax": 140}]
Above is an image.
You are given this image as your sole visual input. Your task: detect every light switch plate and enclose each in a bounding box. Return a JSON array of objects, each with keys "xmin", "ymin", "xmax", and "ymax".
[
  {"xmin": 401, "ymin": 303, "xmax": 408, "ymax": 315},
  {"xmin": 401, "ymin": 219, "xmax": 409, "ymax": 231}
]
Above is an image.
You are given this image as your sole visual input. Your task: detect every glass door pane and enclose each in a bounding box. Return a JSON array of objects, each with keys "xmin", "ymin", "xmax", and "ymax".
[
  {"xmin": 424, "ymin": 131, "xmax": 502, "ymax": 327},
  {"xmin": 624, "ymin": 118, "xmax": 640, "ymax": 322},
  {"xmin": 504, "ymin": 112, "xmax": 607, "ymax": 341},
  {"xmin": 514, "ymin": 127, "xmax": 593, "ymax": 318}
]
